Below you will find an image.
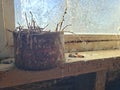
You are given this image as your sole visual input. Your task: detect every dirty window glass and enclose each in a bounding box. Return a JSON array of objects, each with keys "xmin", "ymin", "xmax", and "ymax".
[{"xmin": 14, "ymin": 0, "xmax": 120, "ymax": 34}]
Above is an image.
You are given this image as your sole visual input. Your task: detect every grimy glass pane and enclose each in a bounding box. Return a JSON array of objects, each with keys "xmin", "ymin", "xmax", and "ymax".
[{"xmin": 14, "ymin": 0, "xmax": 120, "ymax": 34}]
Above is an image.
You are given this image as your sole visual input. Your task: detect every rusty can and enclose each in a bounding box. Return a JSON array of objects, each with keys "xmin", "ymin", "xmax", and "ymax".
[{"xmin": 13, "ymin": 31, "xmax": 65, "ymax": 70}]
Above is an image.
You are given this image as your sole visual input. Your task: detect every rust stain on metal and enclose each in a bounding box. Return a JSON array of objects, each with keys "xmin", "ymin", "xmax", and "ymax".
[{"xmin": 13, "ymin": 31, "xmax": 65, "ymax": 70}]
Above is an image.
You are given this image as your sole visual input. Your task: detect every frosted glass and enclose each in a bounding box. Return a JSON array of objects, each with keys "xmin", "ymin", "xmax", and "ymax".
[{"xmin": 14, "ymin": 0, "xmax": 120, "ymax": 34}]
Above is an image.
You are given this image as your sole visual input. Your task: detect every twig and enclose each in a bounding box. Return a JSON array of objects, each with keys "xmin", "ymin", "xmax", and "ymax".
[
  {"xmin": 63, "ymin": 31, "xmax": 76, "ymax": 34},
  {"xmin": 18, "ymin": 26, "xmax": 22, "ymax": 39},
  {"xmin": 43, "ymin": 24, "xmax": 49, "ymax": 31},
  {"xmin": 25, "ymin": 13, "xmax": 30, "ymax": 45},
  {"xmin": 7, "ymin": 29, "xmax": 13, "ymax": 33},
  {"xmin": 55, "ymin": 23, "xmax": 59, "ymax": 32},
  {"xmin": 35, "ymin": 26, "xmax": 42, "ymax": 32},
  {"xmin": 59, "ymin": 8, "xmax": 67, "ymax": 31},
  {"xmin": 25, "ymin": 13, "xmax": 29, "ymax": 29},
  {"xmin": 30, "ymin": 11, "xmax": 33, "ymax": 26},
  {"xmin": 17, "ymin": 22, "xmax": 23, "ymax": 31},
  {"xmin": 17, "ymin": 22, "xmax": 21, "ymax": 26},
  {"xmin": 30, "ymin": 11, "xmax": 36, "ymax": 30},
  {"xmin": 63, "ymin": 31, "xmax": 84, "ymax": 42},
  {"xmin": 62, "ymin": 24, "xmax": 72, "ymax": 31}
]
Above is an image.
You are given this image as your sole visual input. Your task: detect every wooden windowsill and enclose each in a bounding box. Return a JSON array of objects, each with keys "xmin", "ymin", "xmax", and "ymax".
[
  {"xmin": 0, "ymin": 49, "xmax": 120, "ymax": 88},
  {"xmin": 65, "ymin": 49, "xmax": 120, "ymax": 62}
]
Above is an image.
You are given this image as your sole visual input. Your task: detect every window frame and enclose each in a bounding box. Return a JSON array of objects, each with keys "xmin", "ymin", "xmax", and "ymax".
[
  {"xmin": 1, "ymin": 0, "xmax": 15, "ymax": 46},
  {"xmin": 64, "ymin": 34, "xmax": 120, "ymax": 52},
  {"xmin": 2, "ymin": 0, "xmax": 120, "ymax": 52}
]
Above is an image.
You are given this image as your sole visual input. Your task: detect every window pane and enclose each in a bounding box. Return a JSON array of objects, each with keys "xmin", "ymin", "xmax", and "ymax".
[
  {"xmin": 71, "ymin": 0, "xmax": 120, "ymax": 34},
  {"xmin": 14, "ymin": 0, "xmax": 66, "ymax": 31},
  {"xmin": 14, "ymin": 0, "xmax": 120, "ymax": 34}
]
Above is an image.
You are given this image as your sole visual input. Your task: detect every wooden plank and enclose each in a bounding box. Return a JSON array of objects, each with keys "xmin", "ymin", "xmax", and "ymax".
[
  {"xmin": 0, "ymin": 50, "xmax": 120, "ymax": 88},
  {"xmin": 0, "ymin": 0, "xmax": 4, "ymax": 31},
  {"xmin": 2, "ymin": 0, "xmax": 15, "ymax": 46},
  {"xmin": 106, "ymin": 57, "xmax": 120, "ymax": 82},
  {"xmin": 64, "ymin": 35, "xmax": 120, "ymax": 41},
  {"xmin": 95, "ymin": 70, "xmax": 107, "ymax": 90},
  {"xmin": 0, "ymin": 0, "xmax": 14, "ymax": 57},
  {"xmin": 65, "ymin": 40, "xmax": 120, "ymax": 52},
  {"xmin": 0, "ymin": 60, "xmax": 106, "ymax": 88},
  {"xmin": 66, "ymin": 50, "xmax": 120, "ymax": 62},
  {"xmin": 64, "ymin": 35, "xmax": 120, "ymax": 52}
]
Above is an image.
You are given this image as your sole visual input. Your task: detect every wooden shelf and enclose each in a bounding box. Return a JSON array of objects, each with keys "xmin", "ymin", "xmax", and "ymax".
[{"xmin": 0, "ymin": 50, "xmax": 120, "ymax": 89}]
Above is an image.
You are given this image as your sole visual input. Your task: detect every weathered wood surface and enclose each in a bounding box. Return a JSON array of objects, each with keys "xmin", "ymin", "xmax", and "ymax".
[
  {"xmin": 2, "ymin": 0, "xmax": 15, "ymax": 46},
  {"xmin": 95, "ymin": 70, "xmax": 107, "ymax": 90},
  {"xmin": 64, "ymin": 35, "xmax": 120, "ymax": 52},
  {"xmin": 0, "ymin": 50, "xmax": 120, "ymax": 88}
]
